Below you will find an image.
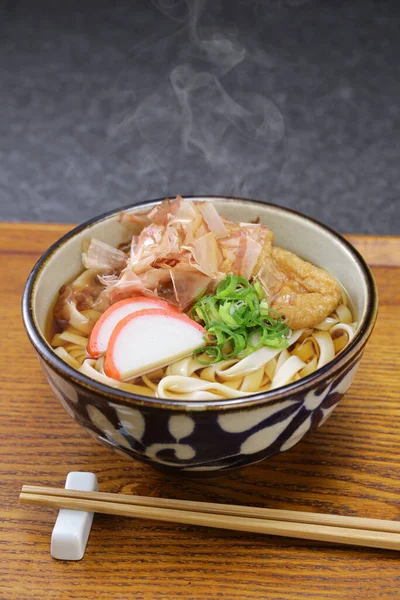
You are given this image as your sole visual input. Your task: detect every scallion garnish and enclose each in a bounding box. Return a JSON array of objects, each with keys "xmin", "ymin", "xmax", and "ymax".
[{"xmin": 191, "ymin": 275, "xmax": 291, "ymax": 365}]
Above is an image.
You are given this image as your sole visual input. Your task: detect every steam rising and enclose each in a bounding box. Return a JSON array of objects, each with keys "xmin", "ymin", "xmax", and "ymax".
[
  {"xmin": 110, "ymin": 0, "xmax": 289, "ymax": 198},
  {"xmin": 171, "ymin": 65, "xmax": 284, "ymax": 155}
]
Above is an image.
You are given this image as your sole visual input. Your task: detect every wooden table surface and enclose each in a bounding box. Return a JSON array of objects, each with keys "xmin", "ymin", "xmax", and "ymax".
[{"xmin": 1, "ymin": 224, "xmax": 400, "ymax": 600}]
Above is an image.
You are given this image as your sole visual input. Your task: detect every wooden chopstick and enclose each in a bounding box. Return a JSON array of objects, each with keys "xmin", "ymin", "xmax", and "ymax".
[
  {"xmin": 19, "ymin": 486, "xmax": 400, "ymax": 551},
  {"xmin": 21, "ymin": 485, "xmax": 400, "ymax": 534}
]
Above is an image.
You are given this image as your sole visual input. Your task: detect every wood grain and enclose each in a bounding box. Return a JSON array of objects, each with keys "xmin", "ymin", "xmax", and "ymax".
[{"xmin": 1, "ymin": 224, "xmax": 400, "ymax": 600}]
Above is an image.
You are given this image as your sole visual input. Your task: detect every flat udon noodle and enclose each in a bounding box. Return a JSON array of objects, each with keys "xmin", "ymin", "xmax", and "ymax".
[
  {"xmin": 157, "ymin": 329, "xmax": 304, "ymax": 400},
  {"xmin": 50, "ymin": 299, "xmax": 357, "ymax": 400},
  {"xmin": 155, "ymin": 306, "xmax": 357, "ymax": 400},
  {"xmin": 79, "ymin": 358, "xmax": 154, "ymax": 397}
]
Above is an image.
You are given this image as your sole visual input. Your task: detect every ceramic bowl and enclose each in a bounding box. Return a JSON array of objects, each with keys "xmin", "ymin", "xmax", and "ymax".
[{"xmin": 22, "ymin": 197, "xmax": 378, "ymax": 476}]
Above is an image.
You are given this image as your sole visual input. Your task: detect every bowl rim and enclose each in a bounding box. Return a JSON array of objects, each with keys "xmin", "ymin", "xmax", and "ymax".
[{"xmin": 22, "ymin": 195, "xmax": 378, "ymax": 411}]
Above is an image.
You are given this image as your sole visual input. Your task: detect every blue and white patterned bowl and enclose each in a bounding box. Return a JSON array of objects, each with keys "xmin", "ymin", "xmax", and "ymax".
[{"xmin": 22, "ymin": 197, "xmax": 378, "ymax": 476}]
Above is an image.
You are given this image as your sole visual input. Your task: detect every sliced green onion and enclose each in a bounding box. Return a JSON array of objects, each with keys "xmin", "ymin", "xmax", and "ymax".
[
  {"xmin": 215, "ymin": 275, "xmax": 239, "ymax": 298},
  {"xmin": 218, "ymin": 304, "xmax": 238, "ymax": 328},
  {"xmin": 254, "ymin": 280, "xmax": 265, "ymax": 300},
  {"xmin": 193, "ymin": 345, "xmax": 222, "ymax": 365},
  {"xmin": 191, "ymin": 274, "xmax": 291, "ymax": 364}
]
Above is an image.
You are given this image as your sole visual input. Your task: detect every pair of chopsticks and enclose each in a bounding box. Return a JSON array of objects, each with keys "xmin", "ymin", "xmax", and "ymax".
[{"xmin": 20, "ymin": 485, "xmax": 400, "ymax": 551}]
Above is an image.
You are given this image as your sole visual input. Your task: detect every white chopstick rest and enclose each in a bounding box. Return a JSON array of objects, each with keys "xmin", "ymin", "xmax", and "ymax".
[{"xmin": 50, "ymin": 472, "xmax": 98, "ymax": 560}]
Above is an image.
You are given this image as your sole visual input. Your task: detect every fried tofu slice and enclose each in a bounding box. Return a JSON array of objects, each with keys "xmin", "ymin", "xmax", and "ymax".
[{"xmin": 255, "ymin": 247, "xmax": 342, "ymax": 330}]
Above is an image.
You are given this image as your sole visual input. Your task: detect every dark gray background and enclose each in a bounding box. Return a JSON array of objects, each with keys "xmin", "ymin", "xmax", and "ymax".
[{"xmin": 1, "ymin": 0, "xmax": 399, "ymax": 233}]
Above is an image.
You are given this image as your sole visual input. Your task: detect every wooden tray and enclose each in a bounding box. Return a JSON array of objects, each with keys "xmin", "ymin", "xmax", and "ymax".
[{"xmin": 1, "ymin": 224, "xmax": 399, "ymax": 600}]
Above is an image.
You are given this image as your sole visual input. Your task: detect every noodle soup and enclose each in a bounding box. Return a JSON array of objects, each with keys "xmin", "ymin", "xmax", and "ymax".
[
  {"xmin": 49, "ymin": 197, "xmax": 357, "ymax": 401},
  {"xmin": 24, "ymin": 195, "xmax": 377, "ymax": 474}
]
